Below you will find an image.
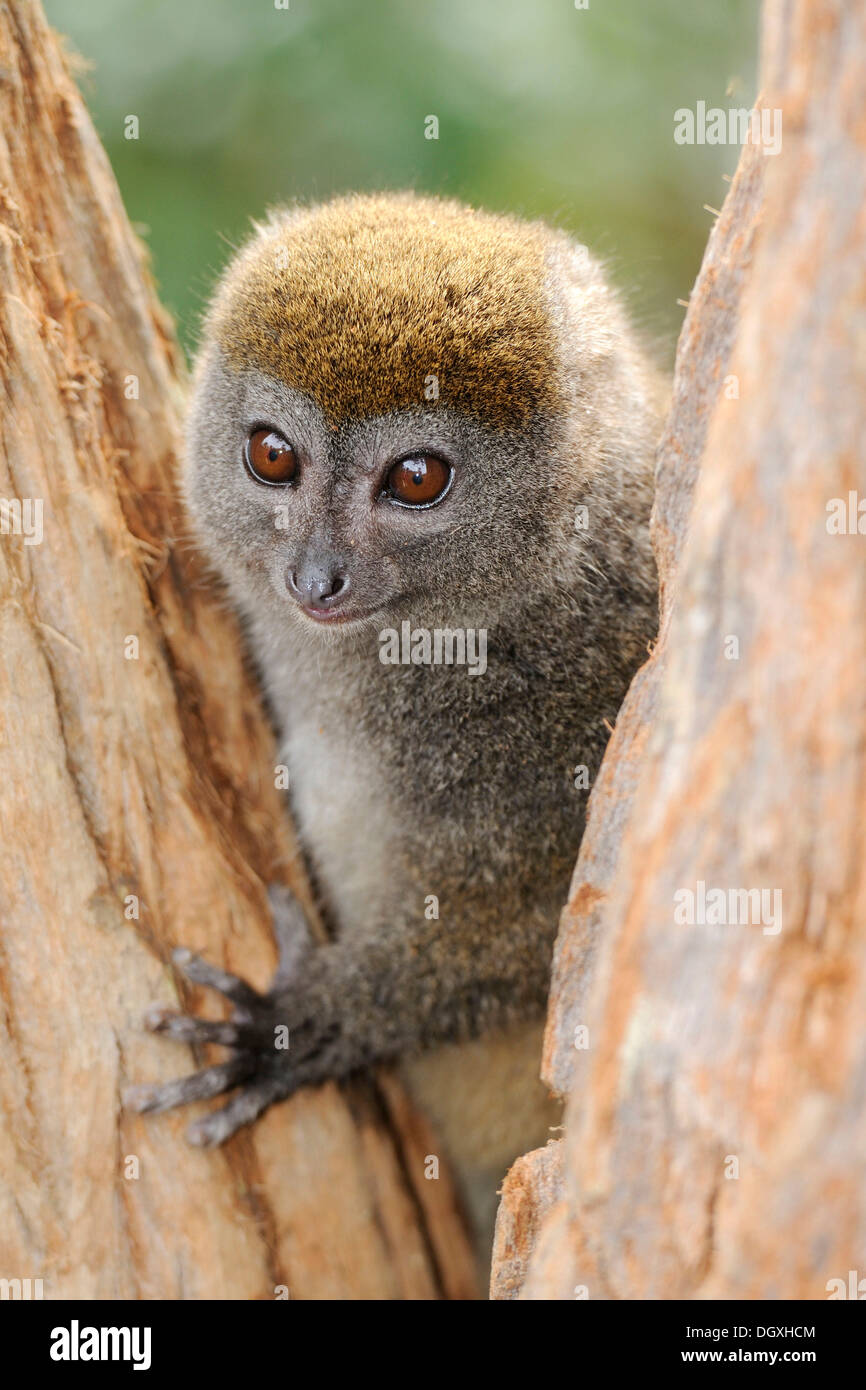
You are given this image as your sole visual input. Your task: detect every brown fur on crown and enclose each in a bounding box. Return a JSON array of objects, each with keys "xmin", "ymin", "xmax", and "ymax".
[{"xmin": 208, "ymin": 192, "xmax": 564, "ymax": 431}]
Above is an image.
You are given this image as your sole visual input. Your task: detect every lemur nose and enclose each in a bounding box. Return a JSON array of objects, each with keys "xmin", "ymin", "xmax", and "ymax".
[{"xmin": 287, "ymin": 563, "xmax": 349, "ymax": 608}]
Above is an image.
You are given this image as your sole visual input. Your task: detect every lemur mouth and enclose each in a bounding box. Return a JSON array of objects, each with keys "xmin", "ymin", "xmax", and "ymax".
[
  {"xmin": 297, "ymin": 602, "xmax": 380, "ymax": 628},
  {"xmin": 295, "ymin": 588, "xmax": 409, "ymax": 629}
]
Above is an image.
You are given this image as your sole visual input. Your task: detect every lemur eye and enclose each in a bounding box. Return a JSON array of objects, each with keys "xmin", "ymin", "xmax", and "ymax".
[
  {"xmin": 245, "ymin": 428, "xmax": 298, "ymax": 485},
  {"xmin": 384, "ymin": 455, "xmax": 452, "ymax": 508}
]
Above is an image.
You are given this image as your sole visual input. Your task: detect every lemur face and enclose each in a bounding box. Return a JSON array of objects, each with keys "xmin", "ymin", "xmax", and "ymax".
[
  {"xmin": 182, "ymin": 193, "xmax": 617, "ymax": 633},
  {"xmin": 185, "ymin": 352, "xmax": 558, "ymax": 631}
]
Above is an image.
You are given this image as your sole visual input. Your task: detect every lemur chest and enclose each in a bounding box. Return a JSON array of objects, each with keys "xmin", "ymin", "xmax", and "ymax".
[
  {"xmin": 275, "ymin": 651, "xmax": 579, "ymax": 934},
  {"xmin": 283, "ymin": 715, "xmax": 396, "ymax": 933}
]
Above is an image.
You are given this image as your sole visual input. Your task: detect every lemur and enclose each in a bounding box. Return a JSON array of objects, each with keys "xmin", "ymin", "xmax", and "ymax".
[{"xmin": 126, "ymin": 192, "xmax": 662, "ymax": 1248}]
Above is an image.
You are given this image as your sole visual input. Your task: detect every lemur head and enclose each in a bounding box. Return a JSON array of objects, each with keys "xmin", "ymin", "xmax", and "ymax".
[{"xmin": 184, "ymin": 192, "xmax": 660, "ymax": 635}]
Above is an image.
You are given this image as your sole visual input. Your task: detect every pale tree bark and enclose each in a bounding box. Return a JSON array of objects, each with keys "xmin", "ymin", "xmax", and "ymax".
[
  {"xmin": 0, "ymin": 0, "xmax": 477, "ymax": 1300},
  {"xmin": 491, "ymin": 0, "xmax": 866, "ymax": 1300}
]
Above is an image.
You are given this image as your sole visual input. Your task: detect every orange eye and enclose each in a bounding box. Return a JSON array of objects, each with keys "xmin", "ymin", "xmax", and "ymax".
[
  {"xmin": 384, "ymin": 455, "xmax": 452, "ymax": 508},
  {"xmin": 245, "ymin": 428, "xmax": 298, "ymax": 485}
]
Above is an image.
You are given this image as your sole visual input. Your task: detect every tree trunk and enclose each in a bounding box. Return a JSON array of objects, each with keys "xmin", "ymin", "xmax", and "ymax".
[
  {"xmin": 491, "ymin": 0, "xmax": 866, "ymax": 1300},
  {"xmin": 0, "ymin": 0, "xmax": 477, "ymax": 1301}
]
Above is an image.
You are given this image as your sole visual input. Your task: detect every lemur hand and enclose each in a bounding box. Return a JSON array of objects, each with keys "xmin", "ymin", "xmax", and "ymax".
[{"xmin": 124, "ymin": 888, "xmax": 341, "ymax": 1146}]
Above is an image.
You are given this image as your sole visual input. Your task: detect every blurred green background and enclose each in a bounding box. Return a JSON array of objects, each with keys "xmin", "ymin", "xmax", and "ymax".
[{"xmin": 45, "ymin": 0, "xmax": 756, "ymax": 363}]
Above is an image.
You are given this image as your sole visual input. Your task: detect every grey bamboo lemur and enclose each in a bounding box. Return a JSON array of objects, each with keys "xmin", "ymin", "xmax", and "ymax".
[{"xmin": 128, "ymin": 192, "xmax": 662, "ymax": 1236}]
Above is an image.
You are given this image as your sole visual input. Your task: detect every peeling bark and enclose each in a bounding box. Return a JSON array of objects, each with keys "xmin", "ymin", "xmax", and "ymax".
[
  {"xmin": 490, "ymin": 1141, "xmax": 564, "ymax": 1300},
  {"xmin": 0, "ymin": 0, "xmax": 477, "ymax": 1301}
]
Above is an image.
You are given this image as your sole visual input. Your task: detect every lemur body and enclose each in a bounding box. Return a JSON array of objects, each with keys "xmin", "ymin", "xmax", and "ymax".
[{"xmin": 128, "ymin": 193, "xmax": 662, "ymax": 1249}]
